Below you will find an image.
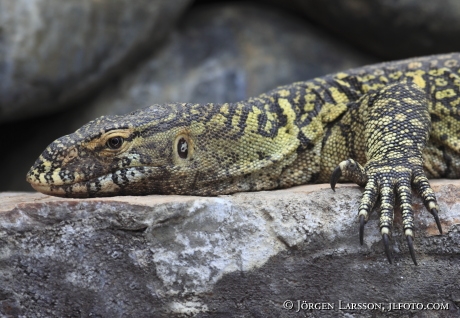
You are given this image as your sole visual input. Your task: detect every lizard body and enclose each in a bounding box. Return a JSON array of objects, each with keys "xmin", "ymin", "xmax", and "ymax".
[{"xmin": 27, "ymin": 53, "xmax": 460, "ymax": 263}]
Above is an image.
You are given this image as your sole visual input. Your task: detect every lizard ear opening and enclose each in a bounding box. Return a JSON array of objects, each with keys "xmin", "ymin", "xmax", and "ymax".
[
  {"xmin": 174, "ymin": 133, "xmax": 194, "ymax": 162},
  {"xmin": 177, "ymin": 137, "xmax": 188, "ymax": 159}
]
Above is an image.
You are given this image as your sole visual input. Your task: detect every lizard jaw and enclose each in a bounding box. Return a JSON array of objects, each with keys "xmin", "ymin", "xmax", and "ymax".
[
  {"xmin": 26, "ymin": 166, "xmax": 164, "ymax": 197},
  {"xmin": 27, "ymin": 171, "xmax": 129, "ymax": 198},
  {"xmin": 28, "ymin": 182, "xmax": 68, "ymax": 197},
  {"xmin": 27, "ymin": 175, "xmax": 127, "ymax": 198}
]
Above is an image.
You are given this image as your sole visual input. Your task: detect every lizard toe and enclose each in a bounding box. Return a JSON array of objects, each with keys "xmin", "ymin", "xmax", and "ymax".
[
  {"xmin": 413, "ymin": 169, "xmax": 442, "ymax": 234},
  {"xmin": 330, "ymin": 159, "xmax": 368, "ymax": 191}
]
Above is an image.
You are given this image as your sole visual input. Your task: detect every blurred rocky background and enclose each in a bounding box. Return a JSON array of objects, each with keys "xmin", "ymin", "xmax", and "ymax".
[{"xmin": 3, "ymin": 0, "xmax": 460, "ymax": 191}]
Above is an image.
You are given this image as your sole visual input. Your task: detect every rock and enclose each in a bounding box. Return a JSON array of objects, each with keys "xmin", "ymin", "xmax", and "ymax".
[
  {"xmin": 0, "ymin": 2, "xmax": 376, "ymax": 193},
  {"xmin": 269, "ymin": 0, "xmax": 460, "ymax": 59},
  {"xmin": 80, "ymin": 3, "xmax": 375, "ymax": 120},
  {"xmin": 1, "ymin": 180, "xmax": 459, "ymax": 317},
  {"xmin": 0, "ymin": 0, "xmax": 191, "ymax": 123}
]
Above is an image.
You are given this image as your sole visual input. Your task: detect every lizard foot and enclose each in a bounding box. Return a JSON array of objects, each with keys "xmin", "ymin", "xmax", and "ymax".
[{"xmin": 330, "ymin": 158, "xmax": 442, "ymax": 265}]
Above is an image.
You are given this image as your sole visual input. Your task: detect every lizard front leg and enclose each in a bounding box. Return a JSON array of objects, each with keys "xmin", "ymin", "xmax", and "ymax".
[{"xmin": 330, "ymin": 81, "xmax": 442, "ymax": 265}]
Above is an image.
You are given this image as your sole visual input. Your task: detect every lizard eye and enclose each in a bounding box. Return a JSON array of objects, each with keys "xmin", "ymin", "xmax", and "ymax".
[
  {"xmin": 177, "ymin": 137, "xmax": 188, "ymax": 159},
  {"xmin": 106, "ymin": 136, "xmax": 124, "ymax": 149}
]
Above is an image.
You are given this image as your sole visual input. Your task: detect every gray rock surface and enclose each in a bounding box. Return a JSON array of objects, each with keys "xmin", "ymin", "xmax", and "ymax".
[
  {"xmin": 269, "ymin": 0, "xmax": 460, "ymax": 59},
  {"xmin": 1, "ymin": 180, "xmax": 459, "ymax": 317},
  {"xmin": 80, "ymin": 3, "xmax": 375, "ymax": 120},
  {"xmin": 0, "ymin": 0, "xmax": 191, "ymax": 122}
]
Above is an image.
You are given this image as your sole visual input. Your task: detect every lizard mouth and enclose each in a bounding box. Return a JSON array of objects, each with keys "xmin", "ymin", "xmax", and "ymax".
[
  {"xmin": 28, "ymin": 182, "xmax": 68, "ymax": 197},
  {"xmin": 26, "ymin": 164, "xmax": 87, "ymax": 197},
  {"xmin": 26, "ymin": 169, "xmax": 96, "ymax": 197},
  {"xmin": 27, "ymin": 174, "xmax": 130, "ymax": 198},
  {"xmin": 26, "ymin": 166, "xmax": 163, "ymax": 198}
]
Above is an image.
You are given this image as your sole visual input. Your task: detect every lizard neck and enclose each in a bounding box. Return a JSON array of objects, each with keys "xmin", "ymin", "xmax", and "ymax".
[{"xmin": 174, "ymin": 90, "xmax": 324, "ymax": 193}]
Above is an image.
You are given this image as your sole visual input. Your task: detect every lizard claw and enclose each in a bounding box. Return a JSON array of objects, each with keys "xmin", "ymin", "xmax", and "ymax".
[
  {"xmin": 330, "ymin": 159, "xmax": 368, "ymax": 192},
  {"xmin": 359, "ymin": 215, "xmax": 365, "ymax": 245},
  {"xmin": 430, "ymin": 208, "xmax": 442, "ymax": 234},
  {"xmin": 330, "ymin": 166, "xmax": 342, "ymax": 192},
  {"xmin": 382, "ymin": 232, "xmax": 392, "ymax": 264},
  {"xmin": 406, "ymin": 235, "xmax": 417, "ymax": 265}
]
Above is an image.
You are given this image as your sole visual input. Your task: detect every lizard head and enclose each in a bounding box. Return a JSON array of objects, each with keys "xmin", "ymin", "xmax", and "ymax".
[
  {"xmin": 27, "ymin": 102, "xmax": 300, "ymax": 197},
  {"xmin": 26, "ymin": 104, "xmax": 200, "ymax": 197}
]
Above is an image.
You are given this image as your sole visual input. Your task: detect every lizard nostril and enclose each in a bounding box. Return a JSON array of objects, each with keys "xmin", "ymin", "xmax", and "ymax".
[{"xmin": 63, "ymin": 147, "xmax": 78, "ymax": 164}]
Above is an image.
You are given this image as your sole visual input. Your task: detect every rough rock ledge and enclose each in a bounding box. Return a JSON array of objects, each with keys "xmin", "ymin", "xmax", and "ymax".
[{"xmin": 1, "ymin": 180, "xmax": 459, "ymax": 317}]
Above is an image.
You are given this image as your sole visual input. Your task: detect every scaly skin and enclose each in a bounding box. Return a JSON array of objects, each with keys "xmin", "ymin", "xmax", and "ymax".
[{"xmin": 27, "ymin": 53, "xmax": 460, "ymax": 264}]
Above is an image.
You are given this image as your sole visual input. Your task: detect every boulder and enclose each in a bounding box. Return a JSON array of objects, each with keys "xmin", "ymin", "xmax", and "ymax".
[
  {"xmin": 81, "ymin": 3, "xmax": 375, "ymax": 119},
  {"xmin": 269, "ymin": 0, "xmax": 460, "ymax": 59},
  {"xmin": 0, "ymin": 0, "xmax": 191, "ymax": 122},
  {"xmin": 1, "ymin": 180, "xmax": 459, "ymax": 317}
]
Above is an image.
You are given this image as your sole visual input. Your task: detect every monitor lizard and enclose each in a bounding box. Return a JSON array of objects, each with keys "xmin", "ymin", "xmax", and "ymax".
[{"xmin": 27, "ymin": 53, "xmax": 460, "ymax": 264}]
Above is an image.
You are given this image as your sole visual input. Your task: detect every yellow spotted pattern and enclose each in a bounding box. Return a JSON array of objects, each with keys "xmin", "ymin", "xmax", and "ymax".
[{"xmin": 26, "ymin": 54, "xmax": 460, "ymax": 257}]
